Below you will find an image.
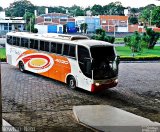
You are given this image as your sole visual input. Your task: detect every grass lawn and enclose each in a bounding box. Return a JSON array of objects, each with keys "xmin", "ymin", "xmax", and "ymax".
[
  {"xmin": 114, "ymin": 38, "xmax": 124, "ymax": 43},
  {"xmin": 115, "ymin": 38, "xmax": 160, "ymax": 44},
  {"xmin": 0, "ymin": 48, "xmax": 6, "ymax": 58},
  {"xmin": 115, "ymin": 46, "xmax": 160, "ymax": 57}
]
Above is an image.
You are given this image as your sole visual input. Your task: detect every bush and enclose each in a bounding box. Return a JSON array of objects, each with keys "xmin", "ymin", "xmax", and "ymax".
[
  {"xmin": 92, "ymin": 28, "xmax": 115, "ymax": 44},
  {"xmin": 120, "ymin": 56, "xmax": 160, "ymax": 61},
  {"xmin": 0, "ymin": 58, "xmax": 6, "ymax": 62},
  {"xmin": 32, "ymin": 28, "xmax": 38, "ymax": 33}
]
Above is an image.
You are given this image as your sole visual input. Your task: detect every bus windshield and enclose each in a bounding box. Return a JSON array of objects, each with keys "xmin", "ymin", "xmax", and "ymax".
[{"xmin": 90, "ymin": 46, "xmax": 118, "ymax": 80}]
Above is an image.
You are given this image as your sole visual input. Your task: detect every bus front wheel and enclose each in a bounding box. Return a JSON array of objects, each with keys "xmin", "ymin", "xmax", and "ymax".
[
  {"xmin": 19, "ymin": 61, "xmax": 25, "ymax": 72},
  {"xmin": 67, "ymin": 76, "xmax": 76, "ymax": 89}
]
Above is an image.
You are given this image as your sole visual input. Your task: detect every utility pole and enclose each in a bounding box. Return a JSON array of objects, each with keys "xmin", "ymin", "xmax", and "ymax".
[
  {"xmin": 8, "ymin": 19, "xmax": 9, "ymax": 33},
  {"xmin": 30, "ymin": 18, "xmax": 31, "ymax": 33},
  {"xmin": 114, "ymin": 25, "xmax": 116, "ymax": 37},
  {"xmin": 25, "ymin": 9, "xmax": 27, "ymax": 31},
  {"xmin": 150, "ymin": 10, "xmax": 152, "ymax": 27}
]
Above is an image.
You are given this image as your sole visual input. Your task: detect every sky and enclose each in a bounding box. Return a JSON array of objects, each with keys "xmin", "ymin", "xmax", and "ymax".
[{"xmin": 1, "ymin": 0, "xmax": 160, "ymax": 8}]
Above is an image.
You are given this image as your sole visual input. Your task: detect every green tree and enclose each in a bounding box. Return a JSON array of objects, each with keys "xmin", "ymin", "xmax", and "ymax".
[
  {"xmin": 124, "ymin": 31, "xmax": 142, "ymax": 54},
  {"xmin": 80, "ymin": 23, "xmax": 88, "ymax": 33},
  {"xmin": 145, "ymin": 28, "xmax": 160, "ymax": 49},
  {"xmin": 23, "ymin": 12, "xmax": 35, "ymax": 32},
  {"xmin": 69, "ymin": 5, "xmax": 85, "ymax": 16},
  {"xmin": 103, "ymin": 2, "xmax": 124, "ymax": 15},
  {"xmin": 129, "ymin": 17, "xmax": 138, "ymax": 24},
  {"xmin": 152, "ymin": 6, "xmax": 160, "ymax": 28},
  {"xmin": 91, "ymin": 4, "xmax": 103, "ymax": 15},
  {"xmin": 139, "ymin": 4, "xmax": 156, "ymax": 25},
  {"xmin": 5, "ymin": 0, "xmax": 35, "ymax": 17},
  {"xmin": 0, "ymin": 6, "xmax": 3, "ymax": 11}
]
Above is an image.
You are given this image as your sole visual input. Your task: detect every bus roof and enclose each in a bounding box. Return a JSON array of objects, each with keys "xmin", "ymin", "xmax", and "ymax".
[{"xmin": 6, "ymin": 32, "xmax": 114, "ymax": 48}]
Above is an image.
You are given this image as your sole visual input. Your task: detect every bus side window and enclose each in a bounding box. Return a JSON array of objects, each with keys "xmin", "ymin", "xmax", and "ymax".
[
  {"xmin": 7, "ymin": 36, "xmax": 12, "ymax": 45},
  {"xmin": 69, "ymin": 45, "xmax": 75, "ymax": 58},
  {"xmin": 63, "ymin": 44, "xmax": 69, "ymax": 56},
  {"xmin": 21, "ymin": 38, "xmax": 28, "ymax": 48},
  {"xmin": 51, "ymin": 42, "xmax": 57, "ymax": 53},
  {"xmin": 12, "ymin": 37, "xmax": 16, "ymax": 45},
  {"xmin": 78, "ymin": 46, "xmax": 90, "ymax": 61},
  {"xmin": 40, "ymin": 41, "xmax": 45, "ymax": 51},
  {"xmin": 44, "ymin": 41, "xmax": 49, "ymax": 52},
  {"xmin": 56, "ymin": 43, "xmax": 62, "ymax": 54},
  {"xmin": 21, "ymin": 38, "xmax": 24, "ymax": 47},
  {"xmin": 16, "ymin": 37, "xmax": 20, "ymax": 46},
  {"xmin": 34, "ymin": 40, "xmax": 39, "ymax": 50},
  {"xmin": 30, "ymin": 39, "xmax": 34, "ymax": 49}
]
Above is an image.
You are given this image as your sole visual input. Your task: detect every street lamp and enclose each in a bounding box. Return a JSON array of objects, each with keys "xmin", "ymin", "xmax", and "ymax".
[{"xmin": 8, "ymin": 18, "xmax": 10, "ymax": 33}]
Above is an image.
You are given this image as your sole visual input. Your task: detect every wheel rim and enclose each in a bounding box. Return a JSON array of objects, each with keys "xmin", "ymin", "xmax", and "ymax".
[
  {"xmin": 70, "ymin": 80, "xmax": 74, "ymax": 87},
  {"xmin": 69, "ymin": 78, "xmax": 76, "ymax": 89}
]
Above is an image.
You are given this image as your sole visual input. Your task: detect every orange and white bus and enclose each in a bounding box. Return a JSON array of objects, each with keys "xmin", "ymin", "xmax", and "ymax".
[{"xmin": 6, "ymin": 32, "xmax": 119, "ymax": 92}]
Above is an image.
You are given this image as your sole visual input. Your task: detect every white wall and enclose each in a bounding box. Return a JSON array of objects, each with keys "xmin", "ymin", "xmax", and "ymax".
[
  {"xmin": 0, "ymin": 11, "xmax": 5, "ymax": 19},
  {"xmin": 74, "ymin": 16, "xmax": 86, "ymax": 27},
  {"xmin": 117, "ymin": 27, "xmax": 128, "ymax": 32},
  {"xmin": 34, "ymin": 24, "xmax": 48, "ymax": 34}
]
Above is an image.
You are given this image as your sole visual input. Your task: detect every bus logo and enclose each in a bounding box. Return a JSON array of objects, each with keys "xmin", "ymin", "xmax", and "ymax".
[{"xmin": 17, "ymin": 53, "xmax": 54, "ymax": 73}]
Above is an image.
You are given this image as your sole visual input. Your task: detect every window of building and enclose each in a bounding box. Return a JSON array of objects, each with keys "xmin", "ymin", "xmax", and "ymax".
[
  {"xmin": 4, "ymin": 23, "xmax": 12, "ymax": 31},
  {"xmin": 44, "ymin": 17, "xmax": 52, "ymax": 22},
  {"xmin": 102, "ymin": 20, "xmax": 106, "ymax": 24}
]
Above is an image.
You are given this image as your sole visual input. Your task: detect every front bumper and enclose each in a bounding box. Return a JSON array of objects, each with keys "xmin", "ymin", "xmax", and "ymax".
[{"xmin": 91, "ymin": 79, "xmax": 118, "ymax": 93}]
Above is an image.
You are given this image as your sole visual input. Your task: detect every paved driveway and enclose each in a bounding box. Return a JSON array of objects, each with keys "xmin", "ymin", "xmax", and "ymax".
[{"xmin": 2, "ymin": 63, "xmax": 160, "ymax": 131}]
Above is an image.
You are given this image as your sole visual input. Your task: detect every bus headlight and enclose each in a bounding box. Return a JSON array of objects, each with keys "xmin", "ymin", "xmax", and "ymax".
[
  {"xmin": 115, "ymin": 79, "xmax": 118, "ymax": 83},
  {"xmin": 95, "ymin": 83, "xmax": 100, "ymax": 86}
]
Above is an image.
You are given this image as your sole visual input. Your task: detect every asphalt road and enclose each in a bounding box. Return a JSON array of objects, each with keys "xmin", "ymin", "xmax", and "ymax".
[{"xmin": 1, "ymin": 62, "xmax": 160, "ymax": 131}]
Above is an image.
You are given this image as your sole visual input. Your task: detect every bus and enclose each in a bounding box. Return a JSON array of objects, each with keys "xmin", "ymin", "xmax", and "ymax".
[{"xmin": 6, "ymin": 32, "xmax": 119, "ymax": 92}]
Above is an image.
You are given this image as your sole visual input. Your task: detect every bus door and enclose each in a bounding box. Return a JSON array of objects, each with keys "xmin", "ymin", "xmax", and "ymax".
[{"xmin": 77, "ymin": 45, "xmax": 92, "ymax": 89}]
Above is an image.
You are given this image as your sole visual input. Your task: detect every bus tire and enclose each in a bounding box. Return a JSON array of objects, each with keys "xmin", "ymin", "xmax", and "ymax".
[
  {"xmin": 19, "ymin": 61, "xmax": 25, "ymax": 72},
  {"xmin": 67, "ymin": 76, "xmax": 76, "ymax": 89}
]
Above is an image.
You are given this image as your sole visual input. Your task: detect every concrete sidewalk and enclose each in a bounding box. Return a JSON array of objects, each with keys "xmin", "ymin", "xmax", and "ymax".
[
  {"xmin": 73, "ymin": 105, "xmax": 160, "ymax": 132},
  {"xmin": 2, "ymin": 119, "xmax": 18, "ymax": 132}
]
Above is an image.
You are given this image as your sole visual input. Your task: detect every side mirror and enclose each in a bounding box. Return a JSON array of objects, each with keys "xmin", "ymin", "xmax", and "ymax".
[{"xmin": 117, "ymin": 55, "xmax": 120, "ymax": 64}]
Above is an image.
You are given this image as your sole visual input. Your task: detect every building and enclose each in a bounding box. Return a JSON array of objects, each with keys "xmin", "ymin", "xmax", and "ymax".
[
  {"xmin": 75, "ymin": 16, "xmax": 101, "ymax": 33},
  {"xmin": 99, "ymin": 15, "xmax": 129, "ymax": 32},
  {"xmin": 0, "ymin": 11, "xmax": 25, "ymax": 35},
  {"xmin": 35, "ymin": 12, "xmax": 76, "ymax": 34}
]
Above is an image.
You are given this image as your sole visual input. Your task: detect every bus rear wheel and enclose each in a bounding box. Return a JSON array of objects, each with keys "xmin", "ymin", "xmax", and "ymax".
[
  {"xmin": 67, "ymin": 76, "xmax": 76, "ymax": 89},
  {"xmin": 19, "ymin": 61, "xmax": 25, "ymax": 72}
]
